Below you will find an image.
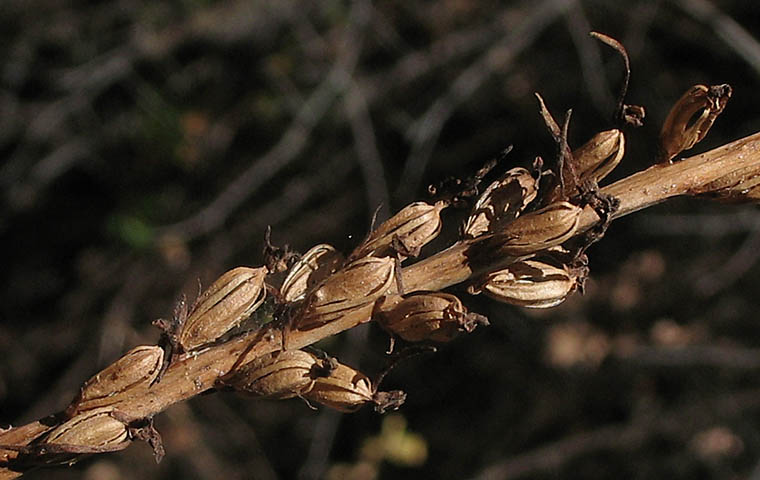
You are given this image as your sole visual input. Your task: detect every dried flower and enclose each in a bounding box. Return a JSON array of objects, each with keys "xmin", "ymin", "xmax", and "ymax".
[
  {"xmin": 573, "ymin": 129, "xmax": 625, "ymax": 184},
  {"xmin": 179, "ymin": 266, "xmax": 268, "ymax": 351},
  {"xmin": 297, "ymin": 256, "xmax": 396, "ymax": 329},
  {"xmin": 378, "ymin": 292, "xmax": 489, "ymax": 342},
  {"xmin": 491, "ymin": 201, "xmax": 582, "ymax": 256},
  {"xmin": 66, "ymin": 346, "xmax": 164, "ymax": 417},
  {"xmin": 222, "ymin": 350, "xmax": 323, "ymax": 399},
  {"xmin": 463, "ymin": 167, "xmax": 538, "ymax": 238},
  {"xmin": 469, "ymin": 259, "xmax": 586, "ymax": 308},
  {"xmin": 280, "ymin": 244, "xmax": 344, "ymax": 303},
  {"xmin": 350, "ymin": 201, "xmax": 447, "ymax": 261}
]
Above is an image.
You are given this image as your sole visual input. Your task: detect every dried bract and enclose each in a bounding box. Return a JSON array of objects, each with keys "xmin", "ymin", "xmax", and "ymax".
[
  {"xmin": 378, "ymin": 292, "xmax": 489, "ymax": 342},
  {"xmin": 659, "ymin": 84, "xmax": 732, "ymax": 162},
  {"xmin": 179, "ymin": 266, "xmax": 268, "ymax": 351},
  {"xmin": 45, "ymin": 407, "xmax": 129, "ymax": 452},
  {"xmin": 280, "ymin": 244, "xmax": 344, "ymax": 303},
  {"xmin": 222, "ymin": 350, "xmax": 324, "ymax": 399},
  {"xmin": 66, "ymin": 346, "xmax": 164, "ymax": 417},
  {"xmin": 491, "ymin": 201, "xmax": 582, "ymax": 257},
  {"xmin": 349, "ymin": 201, "xmax": 447, "ymax": 261},
  {"xmin": 297, "ymin": 256, "xmax": 396, "ymax": 329},
  {"xmin": 304, "ymin": 360, "xmax": 405, "ymax": 413},
  {"xmin": 463, "ymin": 167, "xmax": 538, "ymax": 238},
  {"xmin": 469, "ymin": 259, "xmax": 586, "ymax": 308},
  {"xmin": 573, "ymin": 129, "xmax": 625, "ymax": 184}
]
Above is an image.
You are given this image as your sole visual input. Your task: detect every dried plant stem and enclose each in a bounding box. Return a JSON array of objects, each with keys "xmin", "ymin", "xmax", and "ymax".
[{"xmin": 1, "ymin": 131, "xmax": 759, "ymax": 478}]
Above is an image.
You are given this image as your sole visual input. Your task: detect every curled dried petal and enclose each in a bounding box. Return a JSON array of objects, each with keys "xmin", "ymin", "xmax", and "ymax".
[{"xmin": 180, "ymin": 266, "xmax": 268, "ymax": 351}]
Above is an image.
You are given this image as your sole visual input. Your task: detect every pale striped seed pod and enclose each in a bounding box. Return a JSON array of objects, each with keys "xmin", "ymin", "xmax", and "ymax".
[
  {"xmin": 66, "ymin": 346, "xmax": 163, "ymax": 417},
  {"xmin": 492, "ymin": 201, "xmax": 582, "ymax": 256},
  {"xmin": 222, "ymin": 350, "xmax": 322, "ymax": 399},
  {"xmin": 180, "ymin": 266, "xmax": 268, "ymax": 351},
  {"xmin": 349, "ymin": 201, "xmax": 447, "ymax": 261},
  {"xmin": 573, "ymin": 129, "xmax": 625, "ymax": 184},
  {"xmin": 469, "ymin": 259, "xmax": 585, "ymax": 308},
  {"xmin": 463, "ymin": 167, "xmax": 538, "ymax": 238},
  {"xmin": 378, "ymin": 292, "xmax": 488, "ymax": 343},
  {"xmin": 45, "ymin": 407, "xmax": 129, "ymax": 452},
  {"xmin": 304, "ymin": 360, "xmax": 405, "ymax": 413},
  {"xmin": 297, "ymin": 256, "xmax": 396, "ymax": 329},
  {"xmin": 280, "ymin": 244, "xmax": 344, "ymax": 303}
]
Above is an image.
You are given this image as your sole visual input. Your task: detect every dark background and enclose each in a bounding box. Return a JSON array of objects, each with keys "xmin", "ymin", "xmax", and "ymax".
[{"xmin": 2, "ymin": 1, "xmax": 760, "ymax": 478}]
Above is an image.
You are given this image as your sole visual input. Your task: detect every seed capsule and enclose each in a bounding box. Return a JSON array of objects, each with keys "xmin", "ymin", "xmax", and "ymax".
[
  {"xmin": 45, "ymin": 407, "xmax": 129, "ymax": 451},
  {"xmin": 573, "ymin": 129, "xmax": 625, "ymax": 184},
  {"xmin": 491, "ymin": 202, "xmax": 581, "ymax": 256},
  {"xmin": 297, "ymin": 256, "xmax": 396, "ymax": 329},
  {"xmin": 659, "ymin": 84, "xmax": 731, "ymax": 162},
  {"xmin": 222, "ymin": 350, "xmax": 323, "ymax": 399},
  {"xmin": 304, "ymin": 360, "xmax": 405, "ymax": 413},
  {"xmin": 280, "ymin": 244, "xmax": 344, "ymax": 303},
  {"xmin": 350, "ymin": 201, "xmax": 447, "ymax": 261},
  {"xmin": 378, "ymin": 292, "xmax": 489, "ymax": 343},
  {"xmin": 463, "ymin": 167, "xmax": 538, "ymax": 238},
  {"xmin": 66, "ymin": 346, "xmax": 164, "ymax": 417},
  {"xmin": 180, "ymin": 266, "xmax": 268, "ymax": 351},
  {"xmin": 469, "ymin": 259, "xmax": 586, "ymax": 308}
]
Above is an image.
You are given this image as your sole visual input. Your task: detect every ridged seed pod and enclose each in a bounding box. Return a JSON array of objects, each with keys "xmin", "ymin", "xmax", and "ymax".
[
  {"xmin": 573, "ymin": 129, "xmax": 625, "ymax": 184},
  {"xmin": 45, "ymin": 407, "xmax": 129, "ymax": 452},
  {"xmin": 378, "ymin": 292, "xmax": 488, "ymax": 342},
  {"xmin": 66, "ymin": 346, "xmax": 163, "ymax": 417},
  {"xmin": 280, "ymin": 244, "xmax": 344, "ymax": 303},
  {"xmin": 297, "ymin": 256, "xmax": 396, "ymax": 329},
  {"xmin": 304, "ymin": 360, "xmax": 405, "ymax": 413},
  {"xmin": 349, "ymin": 201, "xmax": 447, "ymax": 261},
  {"xmin": 492, "ymin": 202, "xmax": 582, "ymax": 256},
  {"xmin": 469, "ymin": 259, "xmax": 585, "ymax": 308},
  {"xmin": 223, "ymin": 350, "xmax": 322, "ymax": 399},
  {"xmin": 463, "ymin": 167, "xmax": 538, "ymax": 238},
  {"xmin": 179, "ymin": 266, "xmax": 268, "ymax": 351}
]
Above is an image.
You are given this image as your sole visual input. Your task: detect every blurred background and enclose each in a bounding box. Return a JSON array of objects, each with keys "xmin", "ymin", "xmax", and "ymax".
[{"xmin": 2, "ymin": 0, "xmax": 760, "ymax": 478}]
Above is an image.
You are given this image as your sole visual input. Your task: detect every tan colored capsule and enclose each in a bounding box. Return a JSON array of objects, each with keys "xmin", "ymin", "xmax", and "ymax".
[
  {"xmin": 350, "ymin": 201, "xmax": 447, "ymax": 261},
  {"xmin": 280, "ymin": 244, "xmax": 344, "ymax": 303},
  {"xmin": 45, "ymin": 407, "xmax": 129, "ymax": 451},
  {"xmin": 66, "ymin": 345, "xmax": 164, "ymax": 417},
  {"xmin": 378, "ymin": 292, "xmax": 488, "ymax": 343},
  {"xmin": 463, "ymin": 167, "xmax": 538, "ymax": 238},
  {"xmin": 179, "ymin": 266, "xmax": 268, "ymax": 351},
  {"xmin": 573, "ymin": 129, "xmax": 625, "ymax": 184},
  {"xmin": 304, "ymin": 360, "xmax": 404, "ymax": 413},
  {"xmin": 659, "ymin": 84, "xmax": 731, "ymax": 162},
  {"xmin": 223, "ymin": 350, "xmax": 322, "ymax": 399},
  {"xmin": 469, "ymin": 259, "xmax": 585, "ymax": 308},
  {"xmin": 492, "ymin": 202, "xmax": 581, "ymax": 256},
  {"xmin": 297, "ymin": 256, "xmax": 396, "ymax": 329}
]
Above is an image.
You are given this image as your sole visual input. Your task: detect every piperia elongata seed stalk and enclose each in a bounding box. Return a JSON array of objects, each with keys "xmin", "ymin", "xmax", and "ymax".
[
  {"xmin": 378, "ymin": 292, "xmax": 489, "ymax": 342},
  {"xmin": 280, "ymin": 244, "xmax": 344, "ymax": 303},
  {"xmin": 349, "ymin": 201, "xmax": 447, "ymax": 261},
  {"xmin": 572, "ymin": 129, "xmax": 625, "ymax": 184},
  {"xmin": 469, "ymin": 259, "xmax": 586, "ymax": 308},
  {"xmin": 297, "ymin": 256, "xmax": 396, "ymax": 329},
  {"xmin": 463, "ymin": 167, "xmax": 538, "ymax": 238},
  {"xmin": 304, "ymin": 360, "xmax": 405, "ymax": 413},
  {"xmin": 45, "ymin": 407, "xmax": 129, "ymax": 452},
  {"xmin": 491, "ymin": 201, "xmax": 582, "ymax": 256},
  {"xmin": 179, "ymin": 266, "xmax": 268, "ymax": 351},
  {"xmin": 222, "ymin": 350, "xmax": 323, "ymax": 399},
  {"xmin": 66, "ymin": 345, "xmax": 164, "ymax": 417}
]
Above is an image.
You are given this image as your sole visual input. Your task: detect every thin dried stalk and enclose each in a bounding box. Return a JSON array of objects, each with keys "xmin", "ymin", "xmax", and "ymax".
[{"xmin": 1, "ymin": 129, "xmax": 760, "ymax": 478}]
